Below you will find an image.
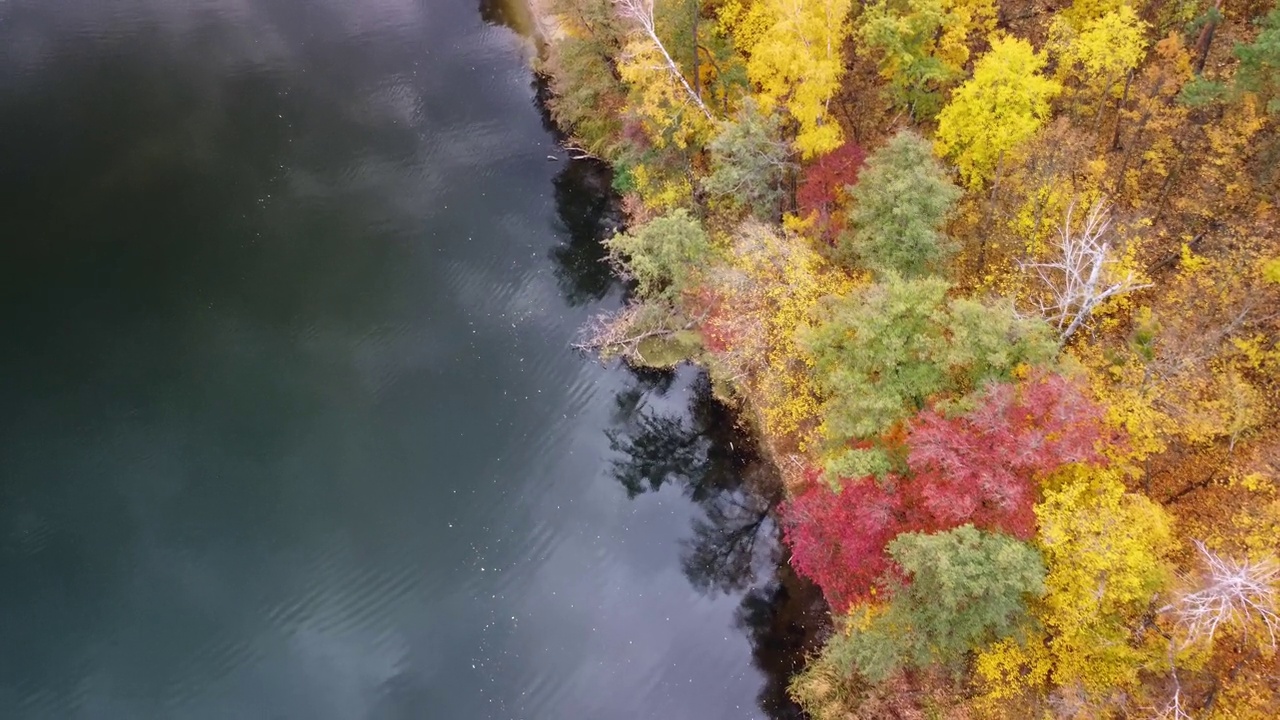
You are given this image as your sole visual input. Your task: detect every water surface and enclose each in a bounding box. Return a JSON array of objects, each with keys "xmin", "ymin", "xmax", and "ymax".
[{"xmin": 0, "ymin": 1, "xmax": 815, "ymax": 717}]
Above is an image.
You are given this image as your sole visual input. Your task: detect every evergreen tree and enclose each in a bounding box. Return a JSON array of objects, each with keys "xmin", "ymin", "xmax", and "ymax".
[{"xmin": 838, "ymin": 130, "xmax": 961, "ymax": 277}]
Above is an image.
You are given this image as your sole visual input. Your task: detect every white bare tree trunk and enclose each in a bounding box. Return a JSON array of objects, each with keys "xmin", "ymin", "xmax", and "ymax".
[
  {"xmin": 1163, "ymin": 540, "xmax": 1280, "ymax": 650},
  {"xmin": 614, "ymin": 0, "xmax": 713, "ymax": 120},
  {"xmin": 1021, "ymin": 198, "xmax": 1150, "ymax": 343}
]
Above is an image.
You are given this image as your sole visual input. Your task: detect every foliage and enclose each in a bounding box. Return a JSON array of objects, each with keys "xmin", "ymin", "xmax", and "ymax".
[
  {"xmin": 838, "ymin": 130, "xmax": 962, "ymax": 277},
  {"xmin": 784, "ymin": 374, "xmax": 1102, "ymax": 609},
  {"xmin": 604, "ymin": 209, "xmax": 713, "ymax": 301},
  {"xmin": 936, "ymin": 35, "xmax": 1062, "ymax": 188},
  {"xmin": 703, "ymin": 100, "xmax": 794, "ymax": 220},
  {"xmin": 701, "ymin": 222, "xmax": 856, "ymax": 441},
  {"xmin": 540, "ymin": 0, "xmax": 627, "ymax": 157},
  {"xmin": 743, "ymin": 0, "xmax": 854, "ymax": 157},
  {"xmin": 1050, "ymin": 5, "xmax": 1149, "ymax": 114},
  {"xmin": 617, "ymin": 36, "xmax": 715, "ymax": 151},
  {"xmin": 546, "ymin": 0, "xmax": 1280, "ymax": 709},
  {"xmin": 976, "ymin": 465, "xmax": 1174, "ymax": 702},
  {"xmin": 907, "ymin": 373, "xmax": 1109, "ymax": 539},
  {"xmin": 782, "ymin": 471, "xmax": 911, "ymax": 610},
  {"xmin": 796, "ymin": 141, "xmax": 866, "ymax": 243},
  {"xmin": 803, "ymin": 274, "xmax": 1057, "ymax": 474},
  {"xmin": 827, "ymin": 526, "xmax": 1046, "ymax": 681},
  {"xmin": 859, "ymin": 0, "xmax": 998, "ymax": 117},
  {"xmin": 1234, "ymin": 7, "xmax": 1280, "ymax": 113}
]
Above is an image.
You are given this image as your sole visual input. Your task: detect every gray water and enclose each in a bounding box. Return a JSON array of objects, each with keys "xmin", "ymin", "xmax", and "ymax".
[{"xmin": 0, "ymin": 1, "xmax": 816, "ymax": 718}]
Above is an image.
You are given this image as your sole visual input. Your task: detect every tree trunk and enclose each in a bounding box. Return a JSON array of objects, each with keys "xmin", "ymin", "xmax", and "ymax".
[
  {"xmin": 1193, "ymin": 0, "xmax": 1223, "ymax": 75},
  {"xmin": 690, "ymin": 0, "xmax": 700, "ymax": 101},
  {"xmin": 1109, "ymin": 69, "xmax": 1134, "ymax": 151}
]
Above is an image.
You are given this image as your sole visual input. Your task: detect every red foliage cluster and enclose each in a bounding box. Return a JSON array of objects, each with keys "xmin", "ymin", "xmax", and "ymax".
[
  {"xmin": 782, "ymin": 374, "xmax": 1110, "ymax": 610},
  {"xmin": 906, "ymin": 373, "xmax": 1109, "ymax": 539},
  {"xmin": 782, "ymin": 469, "xmax": 909, "ymax": 611},
  {"xmin": 795, "ymin": 141, "xmax": 866, "ymax": 243},
  {"xmin": 691, "ymin": 286, "xmax": 737, "ymax": 353}
]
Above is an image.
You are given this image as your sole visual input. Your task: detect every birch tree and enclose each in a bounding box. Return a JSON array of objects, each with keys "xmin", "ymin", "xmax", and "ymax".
[{"xmin": 1021, "ymin": 198, "xmax": 1150, "ymax": 343}]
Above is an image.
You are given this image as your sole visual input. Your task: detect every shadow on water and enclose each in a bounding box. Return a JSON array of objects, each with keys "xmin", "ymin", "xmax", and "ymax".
[
  {"xmin": 604, "ymin": 368, "xmax": 825, "ymax": 719},
  {"xmin": 484, "ymin": 4, "xmax": 825, "ymax": 713}
]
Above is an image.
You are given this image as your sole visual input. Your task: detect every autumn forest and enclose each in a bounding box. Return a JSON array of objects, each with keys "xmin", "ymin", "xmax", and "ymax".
[{"xmin": 535, "ymin": 0, "xmax": 1279, "ymax": 715}]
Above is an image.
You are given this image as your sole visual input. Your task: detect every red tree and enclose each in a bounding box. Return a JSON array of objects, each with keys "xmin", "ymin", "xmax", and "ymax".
[
  {"xmin": 782, "ymin": 469, "xmax": 915, "ymax": 611},
  {"xmin": 796, "ymin": 141, "xmax": 865, "ymax": 243},
  {"xmin": 782, "ymin": 374, "xmax": 1110, "ymax": 610},
  {"xmin": 905, "ymin": 373, "xmax": 1108, "ymax": 539}
]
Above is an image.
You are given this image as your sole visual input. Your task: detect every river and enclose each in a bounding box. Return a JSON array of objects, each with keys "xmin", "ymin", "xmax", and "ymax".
[{"xmin": 0, "ymin": 1, "xmax": 819, "ymax": 717}]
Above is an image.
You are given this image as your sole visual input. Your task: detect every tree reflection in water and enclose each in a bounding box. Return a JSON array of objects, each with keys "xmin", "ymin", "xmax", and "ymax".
[
  {"xmin": 544, "ymin": 153, "xmax": 827, "ymax": 719},
  {"xmin": 606, "ymin": 367, "xmax": 825, "ymax": 719}
]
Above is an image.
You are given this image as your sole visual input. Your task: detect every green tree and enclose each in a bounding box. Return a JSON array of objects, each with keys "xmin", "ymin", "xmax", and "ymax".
[
  {"xmin": 859, "ymin": 0, "xmax": 997, "ymax": 118},
  {"xmin": 838, "ymin": 130, "xmax": 962, "ymax": 277},
  {"xmin": 936, "ymin": 35, "xmax": 1062, "ymax": 188},
  {"xmin": 703, "ymin": 100, "xmax": 795, "ymax": 220},
  {"xmin": 604, "ymin": 209, "xmax": 713, "ymax": 301},
  {"xmin": 827, "ymin": 525, "xmax": 1046, "ymax": 681},
  {"xmin": 541, "ymin": 0, "xmax": 628, "ymax": 157},
  {"xmin": 803, "ymin": 274, "xmax": 1056, "ymax": 476},
  {"xmin": 1234, "ymin": 7, "xmax": 1280, "ymax": 113}
]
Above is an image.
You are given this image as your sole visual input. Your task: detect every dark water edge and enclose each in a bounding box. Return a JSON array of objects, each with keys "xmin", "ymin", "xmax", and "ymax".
[
  {"xmin": 531, "ymin": 106, "xmax": 825, "ymax": 720},
  {"xmin": 496, "ymin": 4, "xmax": 831, "ymax": 714}
]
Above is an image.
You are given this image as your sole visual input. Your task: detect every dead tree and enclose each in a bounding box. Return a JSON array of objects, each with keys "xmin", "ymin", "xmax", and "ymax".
[
  {"xmin": 1021, "ymin": 198, "xmax": 1150, "ymax": 343},
  {"xmin": 1164, "ymin": 540, "xmax": 1280, "ymax": 651},
  {"xmin": 614, "ymin": 0, "xmax": 712, "ymax": 119}
]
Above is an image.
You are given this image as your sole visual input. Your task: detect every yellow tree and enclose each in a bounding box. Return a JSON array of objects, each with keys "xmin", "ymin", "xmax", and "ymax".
[
  {"xmin": 975, "ymin": 465, "xmax": 1174, "ymax": 707},
  {"xmin": 743, "ymin": 0, "xmax": 853, "ymax": 158},
  {"xmin": 1051, "ymin": 5, "xmax": 1149, "ymax": 131},
  {"xmin": 935, "ymin": 35, "xmax": 1062, "ymax": 188}
]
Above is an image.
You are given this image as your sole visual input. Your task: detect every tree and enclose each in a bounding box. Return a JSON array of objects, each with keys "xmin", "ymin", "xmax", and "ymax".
[
  {"xmin": 1051, "ymin": 6, "xmax": 1149, "ymax": 130},
  {"xmin": 936, "ymin": 35, "xmax": 1062, "ymax": 188},
  {"xmin": 1020, "ymin": 198, "xmax": 1150, "ymax": 343},
  {"xmin": 615, "ymin": 0, "xmax": 712, "ymax": 119},
  {"xmin": 975, "ymin": 466, "xmax": 1174, "ymax": 700},
  {"xmin": 542, "ymin": 0, "xmax": 629, "ymax": 158},
  {"xmin": 782, "ymin": 375, "xmax": 1102, "ymax": 611},
  {"xmin": 837, "ymin": 130, "xmax": 962, "ymax": 277},
  {"xmin": 827, "ymin": 526, "xmax": 1046, "ymax": 681},
  {"xmin": 1234, "ymin": 7, "xmax": 1280, "ymax": 113},
  {"xmin": 1165, "ymin": 540, "xmax": 1279, "ymax": 652},
  {"xmin": 906, "ymin": 373, "xmax": 1109, "ymax": 539},
  {"xmin": 604, "ymin": 209, "xmax": 713, "ymax": 301},
  {"xmin": 703, "ymin": 100, "xmax": 794, "ymax": 220},
  {"xmin": 699, "ymin": 221, "xmax": 856, "ymax": 440},
  {"xmin": 859, "ymin": 0, "xmax": 997, "ymax": 118},
  {"xmin": 782, "ymin": 471, "xmax": 911, "ymax": 610},
  {"xmin": 744, "ymin": 0, "xmax": 854, "ymax": 157},
  {"xmin": 803, "ymin": 274, "xmax": 1057, "ymax": 476},
  {"xmin": 796, "ymin": 141, "xmax": 866, "ymax": 242}
]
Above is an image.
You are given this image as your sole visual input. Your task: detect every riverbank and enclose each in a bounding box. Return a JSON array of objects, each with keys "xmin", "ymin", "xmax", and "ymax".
[{"xmin": 522, "ymin": 0, "xmax": 1280, "ymax": 716}]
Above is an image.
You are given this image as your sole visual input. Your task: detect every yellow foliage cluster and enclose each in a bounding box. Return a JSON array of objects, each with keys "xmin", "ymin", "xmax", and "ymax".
[
  {"xmin": 740, "ymin": 0, "xmax": 853, "ymax": 157},
  {"xmin": 936, "ymin": 35, "xmax": 1062, "ymax": 188},
  {"xmin": 617, "ymin": 39, "xmax": 715, "ymax": 152},
  {"xmin": 976, "ymin": 465, "xmax": 1173, "ymax": 704},
  {"xmin": 705, "ymin": 222, "xmax": 857, "ymax": 445}
]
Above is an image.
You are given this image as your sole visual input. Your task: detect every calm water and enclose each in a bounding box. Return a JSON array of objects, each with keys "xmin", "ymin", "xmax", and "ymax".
[{"xmin": 0, "ymin": 1, "xmax": 818, "ymax": 717}]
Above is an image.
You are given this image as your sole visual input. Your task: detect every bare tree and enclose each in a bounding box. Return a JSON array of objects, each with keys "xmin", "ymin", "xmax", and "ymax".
[
  {"xmin": 1153, "ymin": 685, "xmax": 1195, "ymax": 720},
  {"xmin": 614, "ymin": 0, "xmax": 713, "ymax": 120},
  {"xmin": 1164, "ymin": 540, "xmax": 1280, "ymax": 651},
  {"xmin": 1021, "ymin": 198, "xmax": 1151, "ymax": 343}
]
